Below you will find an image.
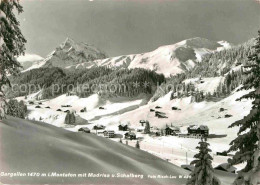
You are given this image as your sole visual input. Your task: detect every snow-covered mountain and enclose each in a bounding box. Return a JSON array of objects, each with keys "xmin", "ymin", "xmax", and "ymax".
[
  {"xmin": 17, "ymin": 53, "xmax": 44, "ymax": 71},
  {"xmin": 67, "ymin": 37, "xmax": 231, "ymax": 77},
  {"xmin": 24, "ymin": 37, "xmax": 231, "ymax": 77},
  {"xmin": 23, "ymin": 38, "xmax": 108, "ymax": 72}
]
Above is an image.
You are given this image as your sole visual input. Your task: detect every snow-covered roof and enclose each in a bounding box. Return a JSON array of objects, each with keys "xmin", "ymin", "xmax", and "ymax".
[
  {"xmin": 167, "ymin": 126, "xmax": 180, "ymax": 131},
  {"xmin": 119, "ymin": 123, "xmax": 128, "ymax": 127},
  {"xmin": 188, "ymin": 125, "xmax": 209, "ymax": 130},
  {"xmin": 79, "ymin": 127, "xmax": 90, "ymax": 131},
  {"xmin": 215, "ymin": 163, "xmax": 236, "ymax": 172}
]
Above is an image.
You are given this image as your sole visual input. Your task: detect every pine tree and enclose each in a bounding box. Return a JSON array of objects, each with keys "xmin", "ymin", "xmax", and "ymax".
[
  {"xmin": 227, "ymin": 30, "xmax": 260, "ymax": 185},
  {"xmin": 65, "ymin": 112, "xmax": 70, "ymax": 124},
  {"xmin": 0, "ymin": 0, "xmax": 26, "ymax": 120},
  {"xmin": 144, "ymin": 121, "xmax": 150, "ymax": 134},
  {"xmin": 186, "ymin": 138, "xmax": 220, "ymax": 185}
]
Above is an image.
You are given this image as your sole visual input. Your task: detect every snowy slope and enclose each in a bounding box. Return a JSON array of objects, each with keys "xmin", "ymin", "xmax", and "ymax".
[
  {"xmin": 1, "ymin": 116, "xmax": 192, "ymax": 185},
  {"xmin": 66, "ymin": 37, "xmax": 230, "ymax": 77},
  {"xmin": 21, "ymin": 93, "xmax": 150, "ymax": 128},
  {"xmin": 184, "ymin": 77, "xmax": 225, "ymax": 94},
  {"xmin": 82, "ymin": 88, "xmax": 252, "ymax": 172}
]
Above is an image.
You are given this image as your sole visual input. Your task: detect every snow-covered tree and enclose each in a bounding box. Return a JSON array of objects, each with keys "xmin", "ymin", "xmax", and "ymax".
[
  {"xmin": 186, "ymin": 138, "xmax": 220, "ymax": 185},
  {"xmin": 227, "ymin": 30, "xmax": 260, "ymax": 185},
  {"xmin": 0, "ymin": 0, "xmax": 26, "ymax": 120}
]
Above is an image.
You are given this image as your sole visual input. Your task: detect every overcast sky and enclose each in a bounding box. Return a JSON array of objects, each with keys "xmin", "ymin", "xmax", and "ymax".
[{"xmin": 18, "ymin": 0, "xmax": 260, "ymax": 58}]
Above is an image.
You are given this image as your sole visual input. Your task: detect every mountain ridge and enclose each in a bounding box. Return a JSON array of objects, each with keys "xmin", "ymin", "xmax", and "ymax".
[{"xmin": 23, "ymin": 37, "xmax": 232, "ymax": 77}]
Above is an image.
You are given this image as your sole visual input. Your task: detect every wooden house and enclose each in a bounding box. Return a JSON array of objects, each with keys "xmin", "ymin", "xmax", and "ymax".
[
  {"xmin": 93, "ymin": 124, "xmax": 106, "ymax": 130},
  {"xmin": 214, "ymin": 163, "xmax": 236, "ymax": 173},
  {"xmin": 181, "ymin": 165, "xmax": 195, "ymax": 172},
  {"xmin": 124, "ymin": 132, "xmax": 136, "ymax": 140},
  {"xmin": 187, "ymin": 125, "xmax": 209, "ymax": 136},
  {"xmin": 165, "ymin": 126, "xmax": 181, "ymax": 136},
  {"xmin": 118, "ymin": 123, "xmax": 128, "ymax": 131},
  {"xmin": 78, "ymin": 127, "xmax": 91, "ymax": 133},
  {"xmin": 104, "ymin": 130, "xmax": 115, "ymax": 138}
]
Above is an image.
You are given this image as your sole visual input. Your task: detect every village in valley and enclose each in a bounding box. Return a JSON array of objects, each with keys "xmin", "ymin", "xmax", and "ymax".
[
  {"xmin": 1, "ymin": 1, "xmax": 259, "ymax": 184},
  {"xmin": 24, "ymin": 93, "xmax": 240, "ymax": 175}
]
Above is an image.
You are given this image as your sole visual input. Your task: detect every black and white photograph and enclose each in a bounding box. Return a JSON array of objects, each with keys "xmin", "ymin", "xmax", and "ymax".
[{"xmin": 0, "ymin": 0, "xmax": 259, "ymax": 184}]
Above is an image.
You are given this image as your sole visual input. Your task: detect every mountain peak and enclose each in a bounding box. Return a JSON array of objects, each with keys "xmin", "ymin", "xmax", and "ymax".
[{"xmin": 61, "ymin": 37, "xmax": 75, "ymax": 48}]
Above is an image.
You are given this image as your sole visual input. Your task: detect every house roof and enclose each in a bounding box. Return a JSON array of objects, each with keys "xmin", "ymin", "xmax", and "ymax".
[
  {"xmin": 181, "ymin": 165, "xmax": 195, "ymax": 171},
  {"xmin": 214, "ymin": 163, "xmax": 236, "ymax": 172},
  {"xmin": 125, "ymin": 132, "xmax": 136, "ymax": 136},
  {"xmin": 95, "ymin": 124, "xmax": 105, "ymax": 128},
  {"xmin": 104, "ymin": 130, "xmax": 115, "ymax": 133},
  {"xmin": 166, "ymin": 126, "xmax": 180, "ymax": 131},
  {"xmin": 119, "ymin": 123, "xmax": 128, "ymax": 127},
  {"xmin": 188, "ymin": 125, "xmax": 209, "ymax": 130},
  {"xmin": 79, "ymin": 127, "xmax": 90, "ymax": 131}
]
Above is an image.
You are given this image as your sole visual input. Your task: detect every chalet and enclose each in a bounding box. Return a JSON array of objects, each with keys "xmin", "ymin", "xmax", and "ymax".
[
  {"xmin": 155, "ymin": 111, "xmax": 165, "ymax": 115},
  {"xmin": 99, "ymin": 107, "xmax": 105, "ymax": 110},
  {"xmin": 38, "ymin": 102, "xmax": 42, "ymax": 105},
  {"xmin": 165, "ymin": 126, "xmax": 181, "ymax": 136},
  {"xmin": 93, "ymin": 124, "xmax": 105, "ymax": 130},
  {"xmin": 157, "ymin": 114, "xmax": 168, "ymax": 119},
  {"xmin": 104, "ymin": 130, "xmax": 115, "ymax": 138},
  {"xmin": 172, "ymin": 106, "xmax": 181, "ymax": 110},
  {"xmin": 29, "ymin": 101, "xmax": 34, "ymax": 105},
  {"xmin": 151, "ymin": 127, "xmax": 161, "ymax": 136},
  {"xmin": 61, "ymin": 105, "xmax": 72, "ymax": 108},
  {"xmin": 64, "ymin": 110, "xmax": 70, "ymax": 113},
  {"xmin": 214, "ymin": 163, "xmax": 236, "ymax": 173},
  {"xmin": 187, "ymin": 125, "xmax": 209, "ymax": 136},
  {"xmin": 80, "ymin": 107, "xmax": 87, "ymax": 113},
  {"xmin": 155, "ymin": 106, "xmax": 162, "ymax": 109},
  {"xmin": 78, "ymin": 127, "xmax": 91, "ymax": 133},
  {"xmin": 219, "ymin": 108, "xmax": 225, "ymax": 112},
  {"xmin": 56, "ymin": 109, "xmax": 62, "ymax": 112},
  {"xmin": 150, "ymin": 109, "xmax": 155, "ymax": 112},
  {"xmin": 225, "ymin": 114, "xmax": 232, "ymax": 118},
  {"xmin": 181, "ymin": 165, "xmax": 195, "ymax": 172},
  {"xmin": 45, "ymin": 106, "xmax": 50, "ymax": 109},
  {"xmin": 118, "ymin": 123, "xmax": 128, "ymax": 131},
  {"xmin": 35, "ymin": 105, "xmax": 41, "ymax": 108},
  {"xmin": 216, "ymin": 151, "xmax": 228, "ymax": 156},
  {"xmin": 124, "ymin": 132, "xmax": 136, "ymax": 140},
  {"xmin": 96, "ymin": 130, "xmax": 105, "ymax": 136},
  {"xmin": 136, "ymin": 126, "xmax": 145, "ymax": 132}
]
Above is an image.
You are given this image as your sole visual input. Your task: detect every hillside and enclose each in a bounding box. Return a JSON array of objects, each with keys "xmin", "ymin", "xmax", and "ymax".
[{"xmin": 0, "ymin": 116, "xmax": 190, "ymax": 184}]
